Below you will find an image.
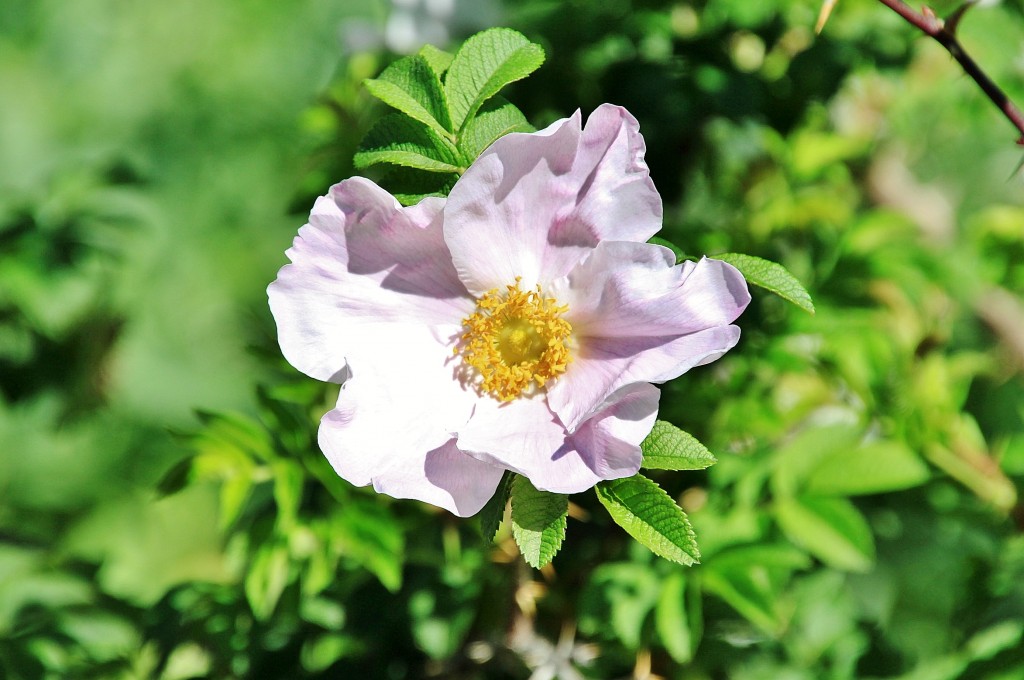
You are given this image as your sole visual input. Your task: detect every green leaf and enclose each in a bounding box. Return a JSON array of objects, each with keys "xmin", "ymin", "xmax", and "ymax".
[
  {"xmin": 380, "ymin": 165, "xmax": 458, "ymax": 206},
  {"xmin": 457, "ymin": 97, "xmax": 534, "ymax": 163},
  {"xmin": 478, "ymin": 471, "xmax": 513, "ymax": 542},
  {"xmin": 655, "ymin": 572, "xmax": 694, "ymax": 663},
  {"xmin": 596, "ymin": 474, "xmax": 700, "ymax": 566},
  {"xmin": 770, "ymin": 423, "xmax": 862, "ymax": 498},
  {"xmin": 245, "ymin": 540, "xmax": 291, "ymax": 621},
  {"xmin": 715, "ymin": 252, "xmax": 815, "ymax": 314},
  {"xmin": 445, "ymin": 28, "xmax": 545, "ymax": 132},
  {"xmin": 640, "ymin": 420, "xmax": 717, "ymax": 471},
  {"xmin": 331, "ymin": 501, "xmax": 404, "ymax": 592},
  {"xmin": 364, "ymin": 55, "xmax": 452, "ymax": 137},
  {"xmin": 510, "ymin": 476, "xmax": 567, "ymax": 568},
  {"xmin": 774, "ymin": 496, "xmax": 874, "ymax": 572},
  {"xmin": 580, "ymin": 563, "xmax": 661, "ymax": 650},
  {"xmin": 804, "ymin": 440, "xmax": 931, "ymax": 496},
  {"xmin": 418, "ymin": 44, "xmax": 454, "ymax": 78},
  {"xmin": 355, "ymin": 113, "xmax": 464, "ymax": 174}
]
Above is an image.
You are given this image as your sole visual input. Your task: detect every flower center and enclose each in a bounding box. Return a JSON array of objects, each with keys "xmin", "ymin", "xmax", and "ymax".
[{"xmin": 456, "ymin": 278, "xmax": 572, "ymax": 401}]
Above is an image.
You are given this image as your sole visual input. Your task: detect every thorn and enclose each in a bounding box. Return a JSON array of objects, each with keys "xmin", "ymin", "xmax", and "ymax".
[
  {"xmin": 815, "ymin": 0, "xmax": 839, "ymax": 34},
  {"xmin": 945, "ymin": 1, "xmax": 977, "ymax": 36},
  {"xmin": 1009, "ymin": 151, "xmax": 1024, "ymax": 182}
]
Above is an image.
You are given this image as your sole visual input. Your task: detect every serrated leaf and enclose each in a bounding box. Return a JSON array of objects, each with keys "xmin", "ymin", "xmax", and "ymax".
[
  {"xmin": 774, "ymin": 496, "xmax": 874, "ymax": 572},
  {"xmin": 364, "ymin": 55, "xmax": 452, "ymax": 137},
  {"xmin": 355, "ymin": 113, "xmax": 464, "ymax": 174},
  {"xmin": 596, "ymin": 474, "xmax": 700, "ymax": 566},
  {"xmin": 479, "ymin": 471, "xmax": 513, "ymax": 542},
  {"xmin": 641, "ymin": 420, "xmax": 717, "ymax": 471},
  {"xmin": 510, "ymin": 476, "xmax": 567, "ymax": 568},
  {"xmin": 457, "ymin": 97, "xmax": 534, "ymax": 162},
  {"xmin": 419, "ymin": 44, "xmax": 454, "ymax": 77},
  {"xmin": 715, "ymin": 252, "xmax": 815, "ymax": 314},
  {"xmin": 381, "ymin": 164, "xmax": 458, "ymax": 206},
  {"xmin": 445, "ymin": 28, "xmax": 545, "ymax": 132}
]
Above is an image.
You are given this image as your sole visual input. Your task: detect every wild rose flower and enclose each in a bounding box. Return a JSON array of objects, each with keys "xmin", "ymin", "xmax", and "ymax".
[{"xmin": 268, "ymin": 104, "xmax": 750, "ymax": 517}]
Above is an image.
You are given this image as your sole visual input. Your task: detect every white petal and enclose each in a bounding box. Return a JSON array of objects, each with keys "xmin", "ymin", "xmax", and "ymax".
[
  {"xmin": 547, "ymin": 249, "xmax": 749, "ymax": 431},
  {"xmin": 443, "ymin": 104, "xmax": 663, "ymax": 295},
  {"xmin": 268, "ymin": 177, "xmax": 473, "ymax": 383},
  {"xmin": 456, "ymin": 384, "xmax": 659, "ymax": 494},
  {"xmin": 318, "ymin": 324, "xmax": 490, "ymax": 516}
]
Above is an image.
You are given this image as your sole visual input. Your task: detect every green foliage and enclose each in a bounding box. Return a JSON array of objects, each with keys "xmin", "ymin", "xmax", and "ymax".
[
  {"xmin": 443, "ymin": 27, "xmax": 545, "ymax": 131},
  {"xmin": 640, "ymin": 420, "xmax": 718, "ymax": 471},
  {"xmin": 509, "ymin": 476, "xmax": 567, "ymax": 568},
  {"xmin": 716, "ymin": 252, "xmax": 816, "ymax": 314},
  {"xmin": 4, "ymin": 2, "xmax": 1024, "ymax": 679},
  {"xmin": 596, "ymin": 474, "xmax": 700, "ymax": 566},
  {"xmin": 359, "ymin": 27, "xmax": 542, "ymax": 204},
  {"xmin": 478, "ymin": 470, "xmax": 513, "ymax": 542},
  {"xmin": 363, "ymin": 55, "xmax": 452, "ymax": 137}
]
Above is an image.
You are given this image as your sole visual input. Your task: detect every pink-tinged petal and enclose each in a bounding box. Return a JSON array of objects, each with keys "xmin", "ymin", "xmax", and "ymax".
[
  {"xmin": 456, "ymin": 384, "xmax": 659, "ymax": 494},
  {"xmin": 318, "ymin": 325, "xmax": 492, "ymax": 517},
  {"xmin": 268, "ymin": 177, "xmax": 473, "ymax": 383},
  {"xmin": 443, "ymin": 104, "xmax": 663, "ymax": 295},
  {"xmin": 547, "ymin": 250, "xmax": 749, "ymax": 431},
  {"xmin": 548, "ymin": 327, "xmax": 740, "ymax": 433},
  {"xmin": 553, "ymin": 244, "xmax": 751, "ymax": 337}
]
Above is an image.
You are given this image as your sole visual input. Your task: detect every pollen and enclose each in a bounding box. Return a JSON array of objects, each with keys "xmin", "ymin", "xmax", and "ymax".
[{"xmin": 456, "ymin": 278, "xmax": 572, "ymax": 401}]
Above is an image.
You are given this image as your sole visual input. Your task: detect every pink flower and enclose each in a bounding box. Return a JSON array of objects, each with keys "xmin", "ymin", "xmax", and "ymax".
[{"xmin": 268, "ymin": 105, "xmax": 750, "ymax": 517}]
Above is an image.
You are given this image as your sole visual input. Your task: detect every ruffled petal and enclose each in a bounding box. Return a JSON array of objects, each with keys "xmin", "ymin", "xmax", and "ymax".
[
  {"xmin": 548, "ymin": 327, "xmax": 740, "ymax": 433},
  {"xmin": 443, "ymin": 104, "xmax": 663, "ymax": 295},
  {"xmin": 456, "ymin": 383, "xmax": 659, "ymax": 494},
  {"xmin": 318, "ymin": 323, "xmax": 491, "ymax": 516},
  {"xmin": 268, "ymin": 177, "xmax": 473, "ymax": 383},
  {"xmin": 547, "ymin": 249, "xmax": 750, "ymax": 431}
]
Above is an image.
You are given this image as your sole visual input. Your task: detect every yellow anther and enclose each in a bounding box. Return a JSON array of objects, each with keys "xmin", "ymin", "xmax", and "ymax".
[{"xmin": 456, "ymin": 278, "xmax": 572, "ymax": 401}]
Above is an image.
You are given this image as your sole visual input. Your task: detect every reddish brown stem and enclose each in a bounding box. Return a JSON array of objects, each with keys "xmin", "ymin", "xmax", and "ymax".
[{"xmin": 877, "ymin": 0, "xmax": 1024, "ymax": 145}]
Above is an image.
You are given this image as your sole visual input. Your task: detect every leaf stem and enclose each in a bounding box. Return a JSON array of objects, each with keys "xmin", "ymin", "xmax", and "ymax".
[{"xmin": 876, "ymin": 0, "xmax": 1024, "ymax": 145}]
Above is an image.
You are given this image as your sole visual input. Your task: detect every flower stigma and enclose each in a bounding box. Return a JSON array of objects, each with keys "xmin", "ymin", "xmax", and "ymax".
[{"xmin": 456, "ymin": 278, "xmax": 572, "ymax": 401}]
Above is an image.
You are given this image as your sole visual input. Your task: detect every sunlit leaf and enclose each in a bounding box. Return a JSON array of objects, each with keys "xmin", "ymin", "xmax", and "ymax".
[
  {"xmin": 641, "ymin": 420, "xmax": 717, "ymax": 471},
  {"xmin": 355, "ymin": 114, "xmax": 464, "ymax": 174},
  {"xmin": 804, "ymin": 440, "xmax": 930, "ymax": 496},
  {"xmin": 419, "ymin": 44, "xmax": 454, "ymax": 78},
  {"xmin": 364, "ymin": 55, "xmax": 452, "ymax": 137},
  {"xmin": 510, "ymin": 476, "xmax": 567, "ymax": 568},
  {"xmin": 457, "ymin": 97, "xmax": 533, "ymax": 162},
  {"xmin": 596, "ymin": 474, "xmax": 699, "ymax": 566},
  {"xmin": 715, "ymin": 252, "xmax": 815, "ymax": 314},
  {"xmin": 774, "ymin": 496, "xmax": 874, "ymax": 572},
  {"xmin": 445, "ymin": 28, "xmax": 545, "ymax": 131}
]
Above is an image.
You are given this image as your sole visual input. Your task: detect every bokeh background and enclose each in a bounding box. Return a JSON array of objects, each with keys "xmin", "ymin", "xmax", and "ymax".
[{"xmin": 2, "ymin": 0, "xmax": 1024, "ymax": 677}]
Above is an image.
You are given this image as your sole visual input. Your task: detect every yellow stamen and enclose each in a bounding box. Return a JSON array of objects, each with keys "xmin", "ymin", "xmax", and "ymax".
[{"xmin": 456, "ymin": 278, "xmax": 572, "ymax": 401}]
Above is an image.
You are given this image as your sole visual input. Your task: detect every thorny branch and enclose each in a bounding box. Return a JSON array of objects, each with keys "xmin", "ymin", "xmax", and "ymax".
[{"xmin": 875, "ymin": 0, "xmax": 1024, "ymax": 146}]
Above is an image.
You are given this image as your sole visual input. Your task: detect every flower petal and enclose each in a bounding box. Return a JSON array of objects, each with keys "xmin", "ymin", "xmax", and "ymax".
[
  {"xmin": 548, "ymin": 248, "xmax": 750, "ymax": 431},
  {"xmin": 318, "ymin": 325, "xmax": 493, "ymax": 517},
  {"xmin": 456, "ymin": 383, "xmax": 659, "ymax": 494},
  {"xmin": 443, "ymin": 104, "xmax": 663, "ymax": 295},
  {"xmin": 268, "ymin": 177, "xmax": 473, "ymax": 383}
]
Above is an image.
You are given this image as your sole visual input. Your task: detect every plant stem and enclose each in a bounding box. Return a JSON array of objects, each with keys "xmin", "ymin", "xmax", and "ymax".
[{"xmin": 877, "ymin": 0, "xmax": 1024, "ymax": 145}]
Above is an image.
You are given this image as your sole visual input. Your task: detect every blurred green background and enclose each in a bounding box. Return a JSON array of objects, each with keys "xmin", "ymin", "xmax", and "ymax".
[{"xmin": 2, "ymin": 0, "xmax": 1023, "ymax": 677}]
